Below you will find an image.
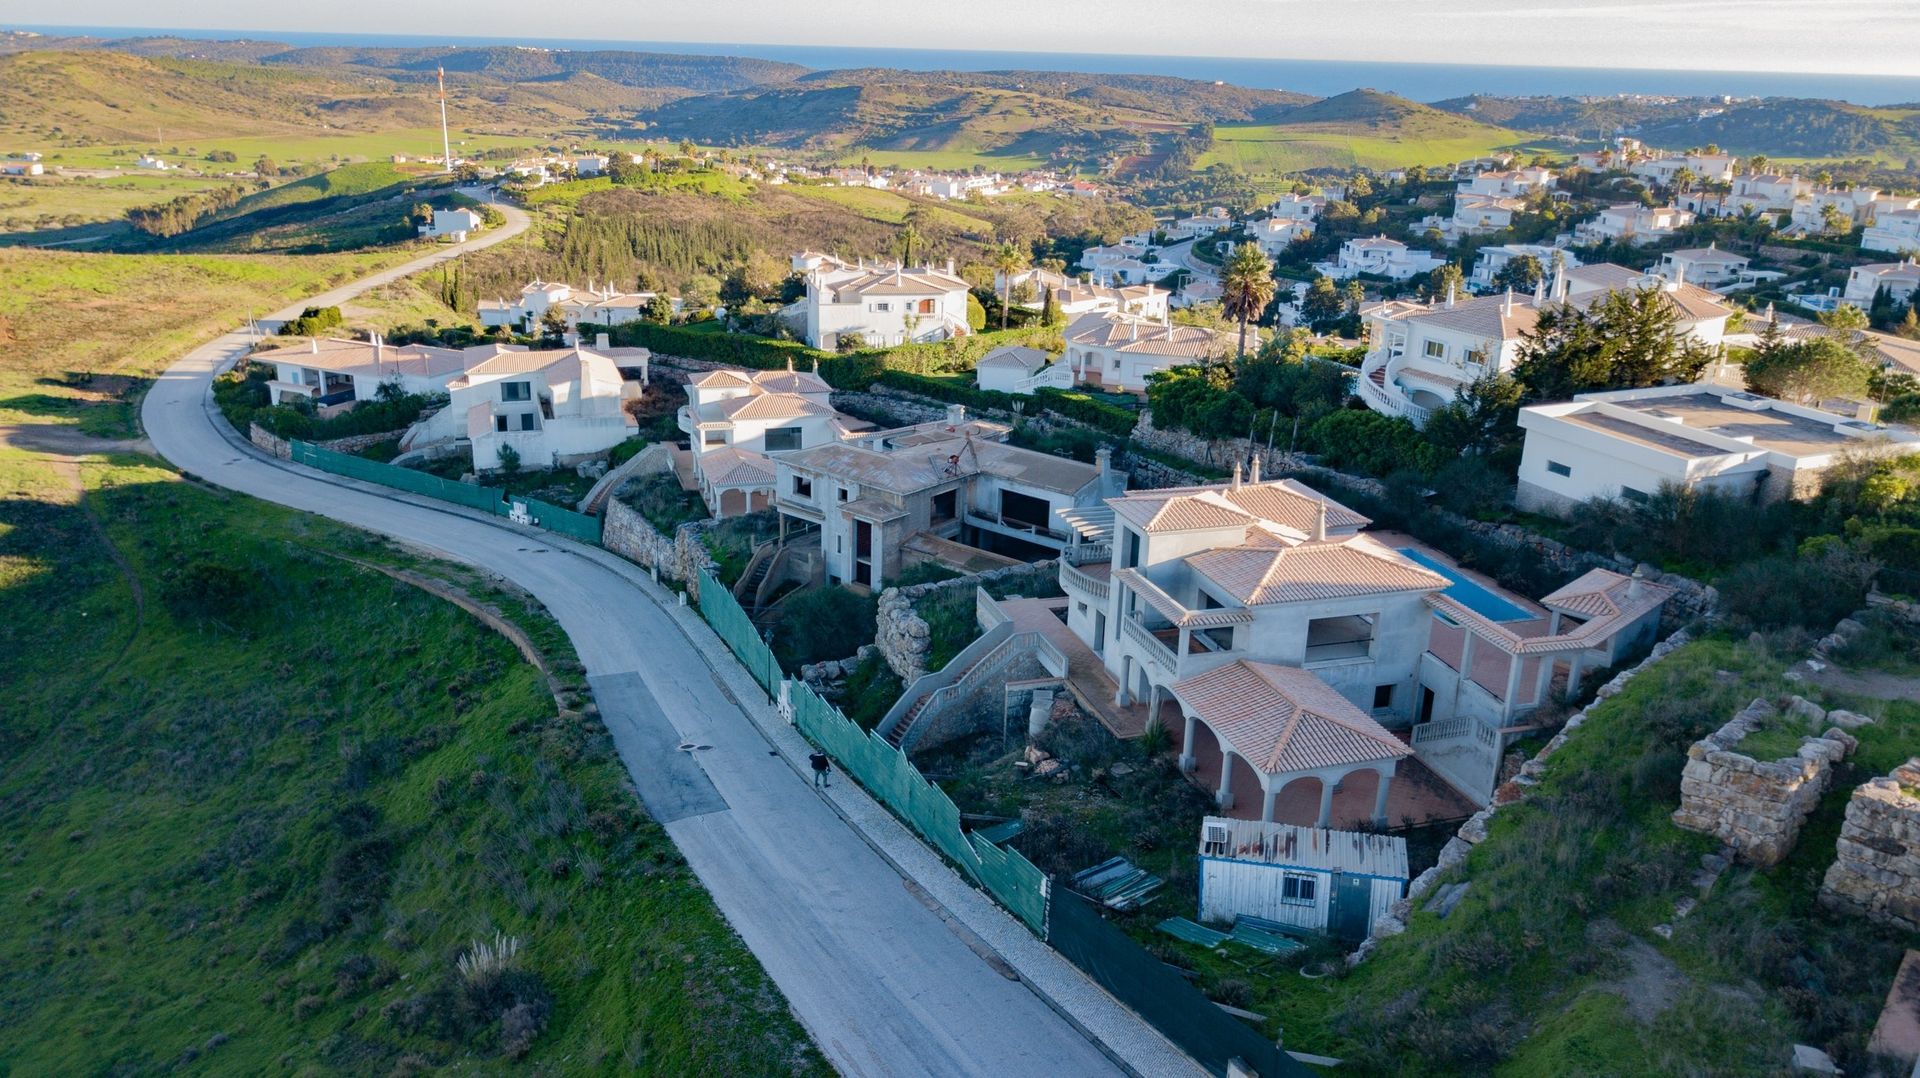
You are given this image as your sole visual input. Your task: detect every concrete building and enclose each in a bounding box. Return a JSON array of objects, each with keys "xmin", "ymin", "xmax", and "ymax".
[
  {"xmin": 1865, "ymin": 209, "xmax": 1920, "ymax": 256},
  {"xmin": 1314, "ymin": 236, "xmax": 1447, "ymax": 281},
  {"xmin": 1648, "ymin": 244, "xmax": 1751, "ymax": 288},
  {"xmin": 678, "ymin": 364, "xmax": 850, "ymax": 517},
  {"xmin": 449, "ymin": 345, "xmax": 644, "ymax": 471},
  {"xmin": 771, "ymin": 410, "xmax": 1121, "ymax": 589},
  {"xmin": 796, "ymin": 255, "xmax": 973, "ymax": 350},
  {"xmin": 1575, "ymin": 203, "xmax": 1696, "ymax": 246},
  {"xmin": 974, "ymin": 346, "xmax": 1057, "ymax": 394},
  {"xmin": 1061, "ymin": 309, "xmax": 1237, "ymax": 392},
  {"xmin": 1469, "ymin": 244, "xmax": 1578, "ymax": 292},
  {"xmin": 418, "ymin": 207, "xmax": 484, "ymax": 242},
  {"xmin": 1844, "ymin": 259, "xmax": 1920, "ymax": 306},
  {"xmin": 1516, "ymin": 383, "xmax": 1920, "ymax": 514},
  {"xmin": 478, "ymin": 280, "xmax": 674, "ymax": 332},
  {"xmin": 256, "ymin": 336, "xmax": 487, "ymax": 409}
]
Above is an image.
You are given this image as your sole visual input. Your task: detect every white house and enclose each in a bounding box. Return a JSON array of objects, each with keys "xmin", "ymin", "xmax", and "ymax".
[
  {"xmin": 797, "ymin": 255, "xmax": 973, "ymax": 350},
  {"xmin": 1631, "ymin": 153, "xmax": 1735, "ymax": 186},
  {"xmin": 450, "ymin": 346, "xmax": 643, "ymax": 471},
  {"xmin": 677, "ymin": 363, "xmax": 849, "ymax": 517},
  {"xmin": 1575, "ymin": 203, "xmax": 1695, "ymax": 246},
  {"xmin": 1266, "ymin": 193, "xmax": 1326, "ymax": 222},
  {"xmin": 974, "ymin": 346, "xmax": 1058, "ymax": 394},
  {"xmin": 1313, "ymin": 236, "xmax": 1446, "ymax": 281},
  {"xmin": 1169, "ymin": 207, "xmax": 1234, "ymax": 239},
  {"xmin": 570, "ymin": 154, "xmax": 610, "ymax": 176},
  {"xmin": 255, "ymin": 336, "xmax": 482, "ymax": 409},
  {"xmin": 1469, "ymin": 244, "xmax": 1578, "ymax": 292},
  {"xmin": 1197, "ymin": 817, "xmax": 1408, "ymax": 941},
  {"xmin": 1786, "ymin": 185, "xmax": 1883, "ymax": 235},
  {"xmin": 1357, "ymin": 263, "xmax": 1731, "ymax": 426},
  {"xmin": 1844, "ymin": 260, "xmax": 1920, "ymax": 306},
  {"xmin": 418, "ymin": 207, "xmax": 484, "ymax": 242},
  {"xmin": 1649, "ymin": 244, "xmax": 1750, "ymax": 288},
  {"xmin": 1516, "ymin": 383, "xmax": 1920, "ymax": 514},
  {"xmin": 1, "ymin": 153, "xmax": 44, "ymax": 177},
  {"xmin": 478, "ymin": 280, "xmax": 671, "ymax": 331},
  {"xmin": 1864, "ymin": 209, "xmax": 1920, "ymax": 256},
  {"xmin": 1424, "ymin": 192, "xmax": 1526, "ymax": 240},
  {"xmin": 1459, "ymin": 167, "xmax": 1555, "ymax": 198},
  {"xmin": 1247, "ymin": 215, "xmax": 1313, "ymax": 257},
  {"xmin": 1061, "ymin": 309, "xmax": 1237, "ymax": 392}
]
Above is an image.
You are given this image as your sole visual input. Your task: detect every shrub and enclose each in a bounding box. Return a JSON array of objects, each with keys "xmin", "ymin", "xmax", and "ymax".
[
  {"xmin": 279, "ymin": 306, "xmax": 345, "ymax": 337},
  {"xmin": 838, "ymin": 653, "xmax": 903, "ymax": 731},
  {"xmin": 772, "ymin": 586, "xmax": 877, "ymax": 670},
  {"xmin": 618, "ymin": 472, "xmax": 705, "ymax": 533},
  {"xmin": 1307, "ymin": 409, "xmax": 1445, "ymax": 477},
  {"xmin": 251, "ymin": 391, "xmax": 441, "ymax": 442},
  {"xmin": 1718, "ymin": 545, "xmax": 1880, "ymax": 630}
]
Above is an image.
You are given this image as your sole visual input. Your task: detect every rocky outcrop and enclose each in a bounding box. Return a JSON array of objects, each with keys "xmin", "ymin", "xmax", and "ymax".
[
  {"xmin": 1672, "ymin": 696, "xmax": 1856, "ymax": 866},
  {"xmin": 1821, "ymin": 759, "xmax": 1920, "ymax": 932}
]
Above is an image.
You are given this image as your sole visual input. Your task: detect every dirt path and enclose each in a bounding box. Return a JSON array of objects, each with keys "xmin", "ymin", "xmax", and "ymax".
[{"xmin": 1794, "ymin": 657, "xmax": 1920, "ymax": 703}]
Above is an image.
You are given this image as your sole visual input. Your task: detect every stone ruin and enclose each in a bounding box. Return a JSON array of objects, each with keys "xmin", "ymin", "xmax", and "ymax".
[
  {"xmin": 1671, "ymin": 696, "xmax": 1861, "ymax": 867},
  {"xmin": 1821, "ymin": 759, "xmax": 1920, "ymax": 933}
]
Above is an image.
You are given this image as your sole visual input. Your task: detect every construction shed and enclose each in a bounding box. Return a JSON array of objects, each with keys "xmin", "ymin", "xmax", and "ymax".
[{"xmin": 1197, "ymin": 816, "xmax": 1409, "ymax": 941}]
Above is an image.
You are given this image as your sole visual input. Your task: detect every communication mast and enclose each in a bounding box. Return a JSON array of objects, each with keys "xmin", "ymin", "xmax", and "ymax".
[{"xmin": 438, "ymin": 67, "xmax": 454, "ymax": 174}]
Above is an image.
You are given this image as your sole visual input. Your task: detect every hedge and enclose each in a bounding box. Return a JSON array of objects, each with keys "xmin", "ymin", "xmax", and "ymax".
[{"xmin": 1032, "ymin": 388, "xmax": 1138, "ymax": 437}]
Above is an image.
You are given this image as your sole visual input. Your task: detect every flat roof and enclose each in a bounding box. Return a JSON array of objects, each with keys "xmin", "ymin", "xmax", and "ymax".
[
  {"xmin": 1560, "ymin": 410, "xmax": 1731, "ymax": 460},
  {"xmin": 1609, "ymin": 392, "xmax": 1856, "ymax": 457}
]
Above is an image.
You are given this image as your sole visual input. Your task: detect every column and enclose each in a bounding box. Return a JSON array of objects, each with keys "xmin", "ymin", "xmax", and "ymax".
[
  {"xmin": 1454, "ymin": 632, "xmax": 1477, "ymax": 704},
  {"xmin": 1146, "ymin": 684, "xmax": 1162, "ymax": 732},
  {"xmin": 1116, "ymin": 655, "xmax": 1132, "ymax": 707},
  {"xmin": 1547, "ymin": 610, "xmax": 1562, "ymax": 635},
  {"xmin": 1261, "ymin": 782, "xmax": 1279, "ymax": 824},
  {"xmin": 1180, "ymin": 714, "xmax": 1197, "ymax": 772},
  {"xmin": 1216, "ymin": 749, "xmax": 1235, "ymax": 810},
  {"xmin": 1316, "ymin": 776, "xmax": 1336, "ymax": 829},
  {"xmin": 1564, "ymin": 653, "xmax": 1584, "ymax": 702},
  {"xmin": 1372, "ymin": 770, "xmax": 1393, "ymax": 828},
  {"xmin": 1502, "ymin": 652, "xmax": 1524, "ymax": 721},
  {"xmin": 1535, "ymin": 652, "xmax": 1556, "ymax": 706}
]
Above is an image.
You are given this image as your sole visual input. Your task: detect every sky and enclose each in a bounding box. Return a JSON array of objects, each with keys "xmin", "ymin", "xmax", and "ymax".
[{"xmin": 7, "ymin": 0, "xmax": 1916, "ymax": 77}]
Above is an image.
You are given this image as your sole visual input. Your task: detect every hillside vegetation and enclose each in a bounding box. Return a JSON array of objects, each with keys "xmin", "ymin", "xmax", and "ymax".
[{"xmin": 1199, "ymin": 90, "xmax": 1527, "ymax": 174}]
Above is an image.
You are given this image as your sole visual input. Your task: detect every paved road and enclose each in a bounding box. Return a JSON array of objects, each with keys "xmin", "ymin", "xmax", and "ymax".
[{"xmin": 139, "ymin": 210, "xmax": 1132, "ymax": 1077}]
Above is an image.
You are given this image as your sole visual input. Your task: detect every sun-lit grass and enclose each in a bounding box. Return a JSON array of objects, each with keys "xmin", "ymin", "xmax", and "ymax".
[
  {"xmin": 782, "ymin": 184, "xmax": 995, "ymax": 232},
  {"xmin": 1197, "ymin": 122, "xmax": 1529, "ymax": 174}
]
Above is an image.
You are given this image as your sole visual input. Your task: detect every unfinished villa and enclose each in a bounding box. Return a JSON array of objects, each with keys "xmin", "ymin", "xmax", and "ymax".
[{"xmin": 874, "ymin": 464, "xmax": 1676, "ymax": 829}]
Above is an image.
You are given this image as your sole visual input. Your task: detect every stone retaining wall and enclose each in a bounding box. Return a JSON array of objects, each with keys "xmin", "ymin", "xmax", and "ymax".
[
  {"xmin": 1821, "ymin": 759, "xmax": 1920, "ymax": 932},
  {"xmin": 247, "ymin": 421, "xmax": 410, "ymax": 461},
  {"xmin": 600, "ymin": 497, "xmax": 719, "ymax": 601},
  {"xmin": 1671, "ymin": 696, "xmax": 1857, "ymax": 866},
  {"xmin": 875, "ymin": 561, "xmax": 1061, "ymax": 683}
]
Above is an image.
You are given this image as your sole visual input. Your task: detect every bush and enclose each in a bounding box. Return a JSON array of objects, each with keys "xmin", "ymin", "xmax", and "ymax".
[
  {"xmin": 772, "ymin": 586, "xmax": 877, "ymax": 670},
  {"xmin": 251, "ymin": 391, "xmax": 441, "ymax": 442},
  {"xmin": 1307, "ymin": 410, "xmax": 1446, "ymax": 477},
  {"xmin": 618, "ymin": 472, "xmax": 706, "ymax": 533},
  {"xmin": 1718, "ymin": 545, "xmax": 1880, "ymax": 630},
  {"xmin": 279, "ymin": 306, "xmax": 345, "ymax": 337}
]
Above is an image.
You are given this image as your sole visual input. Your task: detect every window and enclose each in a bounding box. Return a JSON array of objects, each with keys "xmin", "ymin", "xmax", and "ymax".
[
  {"xmin": 1423, "ymin": 340, "xmax": 1446, "ymax": 359},
  {"xmin": 1464, "ymin": 349, "xmax": 1486, "ymax": 367},
  {"xmin": 518, "ymin": 413, "xmax": 537, "ymax": 432},
  {"xmin": 917, "ymin": 298, "xmax": 936, "ymax": 314},
  {"xmin": 1546, "ymin": 460, "xmax": 1572, "ymax": 478},
  {"xmin": 494, "ymin": 415, "xmax": 508, "ymax": 433},
  {"xmin": 838, "ymin": 486, "xmax": 850, "ymax": 502},
  {"xmin": 1111, "ymin": 357, "xmax": 1122, "ymax": 371},
  {"xmin": 500, "ymin": 381, "xmax": 531, "ymax": 402},
  {"xmin": 1621, "ymin": 486, "xmax": 1650, "ymax": 505},
  {"xmin": 873, "ymin": 302, "xmax": 891, "ymax": 312},
  {"xmin": 791, "ymin": 476, "xmax": 813, "ymax": 498},
  {"xmin": 1281, "ymin": 873, "xmax": 1317, "ymax": 905},
  {"xmin": 764, "ymin": 426, "xmax": 803, "ymax": 452},
  {"xmin": 1305, "ymin": 613, "xmax": 1375, "ymax": 663},
  {"xmin": 1373, "ymin": 684, "xmax": 1395, "ymax": 710},
  {"xmin": 1076, "ymin": 602, "xmax": 1088, "ymax": 617},
  {"xmin": 703, "ymin": 430, "xmax": 727, "ymax": 446}
]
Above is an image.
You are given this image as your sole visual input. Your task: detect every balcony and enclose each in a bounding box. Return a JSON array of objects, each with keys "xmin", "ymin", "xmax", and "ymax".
[
  {"xmin": 676, "ymin": 406, "xmax": 696, "ymax": 436},
  {"xmin": 963, "ymin": 510, "xmax": 1070, "ymax": 550},
  {"xmin": 1060, "ymin": 558, "xmax": 1111, "ymax": 602}
]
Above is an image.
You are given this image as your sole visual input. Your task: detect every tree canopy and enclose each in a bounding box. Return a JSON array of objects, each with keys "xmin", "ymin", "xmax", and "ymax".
[
  {"xmin": 1743, "ymin": 333, "xmax": 1874, "ymax": 405},
  {"xmin": 1512, "ymin": 287, "xmax": 1717, "ymax": 401}
]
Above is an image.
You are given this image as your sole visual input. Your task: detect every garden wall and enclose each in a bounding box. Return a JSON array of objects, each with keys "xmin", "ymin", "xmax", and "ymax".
[
  {"xmin": 250, "ymin": 421, "xmax": 410, "ymax": 461},
  {"xmin": 1671, "ymin": 696, "xmax": 1856, "ymax": 866},
  {"xmin": 600, "ymin": 497, "xmax": 719, "ymax": 601},
  {"xmin": 1820, "ymin": 759, "xmax": 1920, "ymax": 933}
]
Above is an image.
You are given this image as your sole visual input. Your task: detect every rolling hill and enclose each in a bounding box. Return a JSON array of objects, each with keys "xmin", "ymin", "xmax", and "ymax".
[
  {"xmin": 1432, "ymin": 93, "xmax": 1920, "ymax": 160},
  {"xmin": 1197, "ymin": 90, "xmax": 1529, "ymax": 174}
]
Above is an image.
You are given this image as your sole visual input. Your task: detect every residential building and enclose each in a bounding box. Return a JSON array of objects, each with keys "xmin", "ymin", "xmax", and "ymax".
[
  {"xmin": 1050, "ymin": 281, "xmax": 1171, "ymax": 320},
  {"xmin": 1631, "ymin": 153, "xmax": 1735, "ymax": 186},
  {"xmin": 1246, "ymin": 215, "xmax": 1313, "ymax": 257},
  {"xmin": 449, "ymin": 345, "xmax": 644, "ymax": 472},
  {"xmin": 1050, "ymin": 471, "xmax": 1673, "ymax": 813},
  {"xmin": 1357, "ymin": 263, "xmax": 1732, "ymax": 426},
  {"xmin": 1061, "ymin": 309, "xmax": 1237, "ymax": 392},
  {"xmin": 1574, "ymin": 137, "xmax": 1647, "ymax": 172},
  {"xmin": 418, "ymin": 207, "xmax": 484, "ymax": 242},
  {"xmin": 1459, "ymin": 167, "xmax": 1555, "ymax": 198},
  {"xmin": 1649, "ymin": 244, "xmax": 1750, "ymax": 288},
  {"xmin": 1423, "ymin": 192, "xmax": 1526, "ymax": 240},
  {"xmin": 1266, "ymin": 193, "xmax": 1326, "ymax": 222},
  {"xmin": 1787, "ymin": 185, "xmax": 1884, "ymax": 235},
  {"xmin": 1313, "ymin": 236, "xmax": 1447, "ymax": 281},
  {"xmin": 1844, "ymin": 259, "xmax": 1920, "ymax": 306},
  {"xmin": 256, "ymin": 336, "xmax": 486, "ymax": 409},
  {"xmin": 797, "ymin": 255, "xmax": 973, "ymax": 350},
  {"xmin": 678, "ymin": 363, "xmax": 849, "ymax": 517},
  {"xmin": 994, "ymin": 267, "xmax": 1073, "ymax": 309},
  {"xmin": 570, "ymin": 154, "xmax": 610, "ymax": 176},
  {"xmin": 771, "ymin": 410, "xmax": 1122, "ymax": 588},
  {"xmin": 1169, "ymin": 207, "xmax": 1234, "ymax": 239},
  {"xmin": 1864, "ymin": 209, "xmax": 1920, "ymax": 256},
  {"xmin": 134, "ymin": 154, "xmax": 174, "ymax": 170},
  {"xmin": 1516, "ymin": 383, "xmax": 1920, "ymax": 514},
  {"xmin": 974, "ymin": 346, "xmax": 1057, "ymax": 394},
  {"xmin": 2, "ymin": 153, "xmax": 43, "ymax": 176},
  {"xmin": 1197, "ymin": 817, "xmax": 1407, "ymax": 940},
  {"xmin": 1469, "ymin": 244, "xmax": 1578, "ymax": 292},
  {"xmin": 478, "ymin": 280, "xmax": 673, "ymax": 331},
  {"xmin": 1575, "ymin": 203, "xmax": 1696, "ymax": 246}
]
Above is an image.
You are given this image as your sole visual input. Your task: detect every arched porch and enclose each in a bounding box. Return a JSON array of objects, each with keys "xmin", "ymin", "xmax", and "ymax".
[{"xmin": 1178, "ymin": 711, "xmax": 1398, "ymax": 828}]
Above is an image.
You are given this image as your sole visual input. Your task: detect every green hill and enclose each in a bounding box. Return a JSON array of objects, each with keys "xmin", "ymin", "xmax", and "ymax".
[{"xmin": 1198, "ymin": 90, "xmax": 1527, "ymax": 174}]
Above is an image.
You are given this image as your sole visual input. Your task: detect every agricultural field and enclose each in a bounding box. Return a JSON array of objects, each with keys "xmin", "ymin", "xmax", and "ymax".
[
  {"xmin": 829, "ymin": 148, "xmax": 1047, "ymax": 172},
  {"xmin": 1197, "ymin": 122, "xmax": 1529, "ymax": 174},
  {"xmin": 782, "ymin": 183, "xmax": 996, "ymax": 232},
  {"xmin": 0, "ymin": 447, "xmax": 826, "ymax": 1074}
]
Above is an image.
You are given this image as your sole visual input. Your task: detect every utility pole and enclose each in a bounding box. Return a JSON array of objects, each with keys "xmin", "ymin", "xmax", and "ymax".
[{"xmin": 438, "ymin": 67, "xmax": 454, "ymax": 174}]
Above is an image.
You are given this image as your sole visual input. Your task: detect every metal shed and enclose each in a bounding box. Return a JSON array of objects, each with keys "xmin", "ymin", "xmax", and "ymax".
[{"xmin": 1196, "ymin": 816, "xmax": 1409, "ymax": 942}]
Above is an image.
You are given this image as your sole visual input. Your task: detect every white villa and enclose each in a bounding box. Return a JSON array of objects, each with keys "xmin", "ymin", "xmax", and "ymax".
[
  {"xmin": 1314, "ymin": 236, "xmax": 1447, "ymax": 281},
  {"xmin": 1631, "ymin": 153, "xmax": 1735, "ymax": 186},
  {"xmin": 975, "ymin": 346, "xmax": 1057, "ymax": 394},
  {"xmin": 1516, "ymin": 383, "xmax": 1920, "ymax": 514},
  {"xmin": 1469, "ymin": 245, "xmax": 1578, "ymax": 292},
  {"xmin": 1266, "ymin": 193, "xmax": 1327, "ymax": 222},
  {"xmin": 1045, "ymin": 470, "xmax": 1673, "ymax": 816},
  {"xmin": 1844, "ymin": 260, "xmax": 1920, "ymax": 306},
  {"xmin": 1648, "ymin": 245, "xmax": 1752, "ymax": 288},
  {"xmin": 1459, "ymin": 167, "xmax": 1555, "ymax": 198},
  {"xmin": 678, "ymin": 363, "xmax": 850, "ymax": 517},
  {"xmin": 1575, "ymin": 203, "xmax": 1696, "ymax": 246},
  {"xmin": 1079, "ymin": 243, "xmax": 1182, "ymax": 287},
  {"xmin": 418, "ymin": 207, "xmax": 484, "ymax": 242},
  {"xmin": 257, "ymin": 336, "xmax": 482, "ymax": 409},
  {"xmin": 449, "ymin": 345, "xmax": 645, "ymax": 472},
  {"xmin": 1357, "ymin": 264, "xmax": 1732, "ymax": 426},
  {"xmin": 1061, "ymin": 309, "xmax": 1237, "ymax": 393},
  {"xmin": 1169, "ymin": 207, "xmax": 1234, "ymax": 239},
  {"xmin": 478, "ymin": 280, "xmax": 674, "ymax": 332},
  {"xmin": 1423, "ymin": 192, "xmax": 1526, "ymax": 241},
  {"xmin": 1864, "ymin": 209, "xmax": 1920, "ymax": 256},
  {"xmin": 1247, "ymin": 216, "xmax": 1314, "ymax": 257},
  {"xmin": 795, "ymin": 254, "xmax": 973, "ymax": 350}
]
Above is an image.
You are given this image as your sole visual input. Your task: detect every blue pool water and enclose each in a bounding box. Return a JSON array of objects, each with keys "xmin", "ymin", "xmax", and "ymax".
[{"xmin": 1396, "ymin": 548, "xmax": 1534, "ymax": 623}]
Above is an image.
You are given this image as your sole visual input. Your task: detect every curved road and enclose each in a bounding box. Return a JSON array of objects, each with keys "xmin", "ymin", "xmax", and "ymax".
[{"xmin": 140, "ymin": 203, "xmax": 1158, "ymax": 1076}]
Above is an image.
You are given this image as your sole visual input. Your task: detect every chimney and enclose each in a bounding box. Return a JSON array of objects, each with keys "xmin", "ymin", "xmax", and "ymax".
[
  {"xmin": 1249, "ymin": 453, "xmax": 1262, "ymax": 483},
  {"xmin": 310, "ymin": 337, "xmax": 318, "ymax": 354},
  {"xmin": 1503, "ymin": 289, "xmax": 1515, "ymax": 316},
  {"xmin": 1313, "ymin": 499, "xmax": 1328, "ymax": 542},
  {"xmin": 786, "ymin": 357, "xmax": 795, "ymax": 373},
  {"xmin": 946, "ymin": 258, "xmax": 955, "ymax": 275},
  {"xmin": 595, "ymin": 332, "xmax": 610, "ymax": 351},
  {"xmin": 1095, "ymin": 445, "xmax": 1113, "ymax": 483},
  {"xmin": 1230, "ymin": 461, "xmax": 1242, "ymax": 490},
  {"xmin": 1445, "ymin": 284, "xmax": 1456, "ymax": 309},
  {"xmin": 1626, "ymin": 566, "xmax": 1646, "ymax": 602},
  {"xmin": 945, "ymin": 403, "xmax": 967, "ymax": 425},
  {"xmin": 373, "ymin": 332, "xmax": 383, "ymax": 364}
]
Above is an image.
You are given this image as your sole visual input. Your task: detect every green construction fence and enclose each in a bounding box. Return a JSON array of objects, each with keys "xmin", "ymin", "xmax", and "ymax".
[{"xmin": 290, "ymin": 441, "xmax": 602, "ymax": 545}]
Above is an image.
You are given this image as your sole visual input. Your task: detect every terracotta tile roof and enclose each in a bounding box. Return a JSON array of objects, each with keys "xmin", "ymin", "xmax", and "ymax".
[
  {"xmin": 1064, "ymin": 310, "xmax": 1232, "ymax": 359},
  {"xmin": 1172, "ymin": 661, "xmax": 1412, "ymax": 775},
  {"xmin": 749, "ymin": 368, "xmax": 832, "ymax": 395},
  {"xmin": 690, "ymin": 369, "xmax": 753, "ymax": 388},
  {"xmin": 1431, "ymin": 568, "xmax": 1674, "ymax": 656},
  {"xmin": 716, "ymin": 392, "xmax": 835, "ymax": 421},
  {"xmin": 1539, "ymin": 568, "xmax": 1672, "ymax": 625},
  {"xmin": 1393, "ymin": 292, "xmax": 1544, "ymax": 341},
  {"xmin": 698, "ymin": 446, "xmax": 775, "ymax": 488},
  {"xmin": 1187, "ymin": 533, "xmax": 1449, "ymax": 606},
  {"xmin": 1215, "ymin": 480, "xmax": 1371, "ymax": 537},
  {"xmin": 976, "ymin": 345, "xmax": 1052, "ymax": 371},
  {"xmin": 1108, "ymin": 490, "xmax": 1257, "ymax": 533}
]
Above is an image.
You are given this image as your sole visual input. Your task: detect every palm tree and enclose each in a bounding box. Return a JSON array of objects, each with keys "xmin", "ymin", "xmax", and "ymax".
[
  {"xmin": 992, "ymin": 241, "xmax": 1027, "ymax": 330},
  {"xmin": 1220, "ymin": 242, "xmax": 1276, "ymax": 359}
]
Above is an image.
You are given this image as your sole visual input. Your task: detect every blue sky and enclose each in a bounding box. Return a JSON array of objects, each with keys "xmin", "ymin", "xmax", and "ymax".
[{"xmin": 4, "ymin": 1, "xmax": 1913, "ymax": 77}]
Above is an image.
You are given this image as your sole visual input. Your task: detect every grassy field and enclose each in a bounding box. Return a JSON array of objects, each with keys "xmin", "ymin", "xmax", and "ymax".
[
  {"xmin": 1123, "ymin": 633, "xmax": 1920, "ymax": 1073},
  {"xmin": 782, "ymin": 184, "xmax": 996, "ymax": 232},
  {"xmin": 0, "ymin": 446, "xmax": 826, "ymax": 1073},
  {"xmin": 1197, "ymin": 122, "xmax": 1528, "ymax": 174},
  {"xmin": 0, "ymin": 172, "xmax": 241, "ymax": 236},
  {"xmin": 0, "ymin": 247, "xmax": 417, "ymax": 437},
  {"xmin": 829, "ymin": 148, "xmax": 1047, "ymax": 172}
]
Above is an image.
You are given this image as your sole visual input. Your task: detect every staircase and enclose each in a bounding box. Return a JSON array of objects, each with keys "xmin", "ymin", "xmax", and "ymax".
[
  {"xmin": 1367, "ymin": 365, "xmax": 1389, "ymax": 390},
  {"xmin": 738, "ymin": 551, "xmax": 775, "ymax": 609},
  {"xmin": 884, "ymin": 650, "xmax": 991, "ymax": 748}
]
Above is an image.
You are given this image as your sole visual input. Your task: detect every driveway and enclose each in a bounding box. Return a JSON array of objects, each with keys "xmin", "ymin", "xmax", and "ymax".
[{"xmin": 138, "ymin": 213, "xmax": 1156, "ymax": 1076}]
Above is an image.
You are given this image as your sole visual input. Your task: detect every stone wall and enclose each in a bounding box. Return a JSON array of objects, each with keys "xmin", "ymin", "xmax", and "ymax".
[
  {"xmin": 1671, "ymin": 696, "xmax": 1857, "ymax": 866},
  {"xmin": 248, "ymin": 421, "xmax": 411, "ymax": 461},
  {"xmin": 906, "ymin": 649, "xmax": 1054, "ymax": 754},
  {"xmin": 1821, "ymin": 759, "xmax": 1920, "ymax": 932},
  {"xmin": 249, "ymin": 422, "xmax": 291, "ymax": 459},
  {"xmin": 600, "ymin": 497, "xmax": 719, "ymax": 601},
  {"xmin": 875, "ymin": 561, "xmax": 1062, "ymax": 683}
]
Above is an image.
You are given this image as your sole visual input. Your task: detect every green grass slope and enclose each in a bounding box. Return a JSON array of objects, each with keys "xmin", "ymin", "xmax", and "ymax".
[
  {"xmin": 0, "ymin": 448, "xmax": 827, "ymax": 1074},
  {"xmin": 1197, "ymin": 90, "xmax": 1528, "ymax": 173}
]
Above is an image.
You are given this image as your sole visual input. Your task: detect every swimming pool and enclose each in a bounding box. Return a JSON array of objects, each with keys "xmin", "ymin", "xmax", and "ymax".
[{"xmin": 1396, "ymin": 547, "xmax": 1535, "ymax": 623}]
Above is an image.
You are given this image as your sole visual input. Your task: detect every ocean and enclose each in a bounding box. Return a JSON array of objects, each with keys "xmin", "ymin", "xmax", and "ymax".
[{"xmin": 13, "ymin": 24, "xmax": 1920, "ymax": 106}]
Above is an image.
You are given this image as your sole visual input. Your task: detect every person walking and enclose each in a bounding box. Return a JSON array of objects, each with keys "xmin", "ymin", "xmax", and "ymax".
[{"xmin": 809, "ymin": 751, "xmax": 832, "ymax": 789}]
